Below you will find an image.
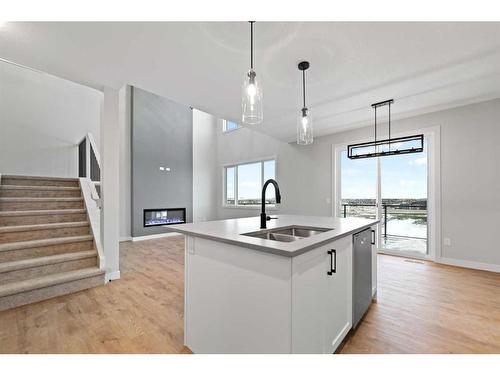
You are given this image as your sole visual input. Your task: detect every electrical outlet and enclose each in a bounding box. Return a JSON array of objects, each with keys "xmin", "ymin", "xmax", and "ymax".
[
  {"xmin": 444, "ymin": 237, "xmax": 451, "ymax": 246},
  {"xmin": 326, "ymin": 197, "xmax": 331, "ymax": 204}
]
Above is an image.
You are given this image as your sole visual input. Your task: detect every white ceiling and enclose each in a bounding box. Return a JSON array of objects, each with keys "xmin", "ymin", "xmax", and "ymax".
[{"xmin": 1, "ymin": 22, "xmax": 500, "ymax": 141}]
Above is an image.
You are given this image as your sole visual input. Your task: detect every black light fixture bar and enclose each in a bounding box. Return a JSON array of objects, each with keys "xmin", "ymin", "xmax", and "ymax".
[
  {"xmin": 347, "ymin": 134, "xmax": 424, "ymax": 159},
  {"xmin": 347, "ymin": 98, "xmax": 424, "ymax": 159}
]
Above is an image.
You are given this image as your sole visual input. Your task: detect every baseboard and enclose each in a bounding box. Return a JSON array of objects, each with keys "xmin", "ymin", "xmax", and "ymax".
[
  {"xmin": 436, "ymin": 257, "xmax": 500, "ymax": 273},
  {"xmin": 131, "ymin": 232, "xmax": 183, "ymax": 242},
  {"xmin": 120, "ymin": 236, "xmax": 132, "ymax": 242},
  {"xmin": 105, "ymin": 270, "xmax": 121, "ymax": 282}
]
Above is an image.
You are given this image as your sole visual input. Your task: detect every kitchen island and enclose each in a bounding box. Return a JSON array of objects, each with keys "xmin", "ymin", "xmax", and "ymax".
[{"xmin": 165, "ymin": 215, "xmax": 379, "ymax": 354}]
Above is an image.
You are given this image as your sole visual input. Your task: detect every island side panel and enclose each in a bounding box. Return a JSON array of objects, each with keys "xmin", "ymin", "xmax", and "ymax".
[
  {"xmin": 290, "ymin": 243, "xmax": 328, "ymax": 353},
  {"xmin": 184, "ymin": 236, "xmax": 292, "ymax": 353}
]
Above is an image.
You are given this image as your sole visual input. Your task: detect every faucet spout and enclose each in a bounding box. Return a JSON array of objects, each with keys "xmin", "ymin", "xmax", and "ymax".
[{"xmin": 260, "ymin": 179, "xmax": 281, "ymax": 229}]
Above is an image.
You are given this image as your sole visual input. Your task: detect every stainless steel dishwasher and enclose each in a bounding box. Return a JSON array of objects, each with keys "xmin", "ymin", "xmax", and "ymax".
[{"xmin": 352, "ymin": 227, "xmax": 373, "ymax": 329}]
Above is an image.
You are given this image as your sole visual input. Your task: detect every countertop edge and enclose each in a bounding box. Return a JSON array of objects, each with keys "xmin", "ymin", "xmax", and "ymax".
[{"xmin": 164, "ymin": 221, "xmax": 378, "ymax": 257}]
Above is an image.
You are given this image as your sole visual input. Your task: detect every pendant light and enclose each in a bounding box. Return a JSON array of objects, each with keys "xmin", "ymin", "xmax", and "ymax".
[
  {"xmin": 297, "ymin": 61, "xmax": 313, "ymax": 145},
  {"xmin": 347, "ymin": 99, "xmax": 424, "ymax": 159},
  {"xmin": 242, "ymin": 21, "xmax": 263, "ymax": 125}
]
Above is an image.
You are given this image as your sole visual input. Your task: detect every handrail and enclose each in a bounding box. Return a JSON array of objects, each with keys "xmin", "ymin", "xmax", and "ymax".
[
  {"xmin": 79, "ymin": 177, "xmax": 105, "ymax": 270},
  {"xmin": 90, "ymin": 180, "xmax": 101, "ymax": 209}
]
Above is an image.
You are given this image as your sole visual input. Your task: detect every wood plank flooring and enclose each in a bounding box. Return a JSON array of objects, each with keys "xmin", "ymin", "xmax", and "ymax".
[
  {"xmin": 341, "ymin": 256, "xmax": 500, "ymax": 353},
  {"xmin": 0, "ymin": 236, "xmax": 187, "ymax": 353},
  {"xmin": 1, "ymin": 235, "xmax": 499, "ymax": 353}
]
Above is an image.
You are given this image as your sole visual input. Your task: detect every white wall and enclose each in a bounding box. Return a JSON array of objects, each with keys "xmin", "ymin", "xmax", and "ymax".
[
  {"xmin": 213, "ymin": 99, "xmax": 500, "ymax": 269},
  {"xmin": 193, "ymin": 109, "xmax": 218, "ymax": 222},
  {"xmin": 215, "ymin": 123, "xmax": 311, "ymax": 220},
  {"xmin": 101, "ymin": 87, "xmax": 121, "ymax": 281},
  {"xmin": 0, "ymin": 60, "xmax": 102, "ymax": 177},
  {"xmin": 118, "ymin": 85, "xmax": 132, "ymax": 241}
]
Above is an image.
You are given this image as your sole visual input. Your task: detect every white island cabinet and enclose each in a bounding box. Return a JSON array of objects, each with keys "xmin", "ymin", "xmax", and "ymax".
[
  {"xmin": 166, "ymin": 215, "xmax": 378, "ymax": 354},
  {"xmin": 292, "ymin": 235, "xmax": 352, "ymax": 353}
]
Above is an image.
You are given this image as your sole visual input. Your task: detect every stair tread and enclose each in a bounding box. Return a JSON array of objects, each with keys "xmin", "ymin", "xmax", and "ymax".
[
  {"xmin": 0, "ymin": 221, "xmax": 89, "ymax": 233},
  {"xmin": 0, "ymin": 209, "xmax": 86, "ymax": 217},
  {"xmin": 1, "ymin": 175, "xmax": 79, "ymax": 182},
  {"xmin": 0, "ymin": 250, "xmax": 97, "ymax": 273},
  {"xmin": 0, "ymin": 235, "xmax": 94, "ymax": 252},
  {"xmin": 0, "ymin": 185, "xmax": 80, "ymax": 191},
  {"xmin": 0, "ymin": 267, "xmax": 104, "ymax": 298},
  {"xmin": 0, "ymin": 197, "xmax": 83, "ymax": 202}
]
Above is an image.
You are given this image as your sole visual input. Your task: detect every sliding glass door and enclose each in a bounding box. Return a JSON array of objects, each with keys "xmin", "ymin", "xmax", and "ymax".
[
  {"xmin": 336, "ymin": 137, "xmax": 431, "ymax": 259},
  {"xmin": 379, "ymin": 149, "xmax": 428, "ymax": 257},
  {"xmin": 340, "ymin": 151, "xmax": 377, "ymax": 220}
]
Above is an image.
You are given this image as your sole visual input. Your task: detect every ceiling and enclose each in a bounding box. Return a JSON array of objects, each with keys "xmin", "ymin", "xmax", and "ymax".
[{"xmin": 1, "ymin": 22, "xmax": 500, "ymax": 142}]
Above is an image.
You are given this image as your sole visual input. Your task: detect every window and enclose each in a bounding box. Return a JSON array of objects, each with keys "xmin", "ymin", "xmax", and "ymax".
[
  {"xmin": 224, "ymin": 159, "xmax": 276, "ymax": 206},
  {"xmin": 222, "ymin": 119, "xmax": 241, "ymax": 132}
]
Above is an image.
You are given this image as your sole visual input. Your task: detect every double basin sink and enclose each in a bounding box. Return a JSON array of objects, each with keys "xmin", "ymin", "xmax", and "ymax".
[{"xmin": 242, "ymin": 225, "xmax": 333, "ymax": 243}]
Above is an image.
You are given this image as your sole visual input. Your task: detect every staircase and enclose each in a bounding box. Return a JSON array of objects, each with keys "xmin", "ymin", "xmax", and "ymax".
[{"xmin": 0, "ymin": 175, "xmax": 105, "ymax": 311}]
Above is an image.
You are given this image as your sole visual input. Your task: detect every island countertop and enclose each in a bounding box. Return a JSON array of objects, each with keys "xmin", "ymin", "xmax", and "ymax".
[{"xmin": 163, "ymin": 215, "xmax": 379, "ymax": 257}]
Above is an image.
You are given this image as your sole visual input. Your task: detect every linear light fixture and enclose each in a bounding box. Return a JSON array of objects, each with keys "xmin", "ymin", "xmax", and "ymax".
[{"xmin": 347, "ymin": 99, "xmax": 424, "ymax": 159}]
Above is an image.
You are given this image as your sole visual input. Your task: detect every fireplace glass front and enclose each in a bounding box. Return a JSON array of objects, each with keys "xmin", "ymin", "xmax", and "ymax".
[{"xmin": 143, "ymin": 208, "xmax": 186, "ymax": 227}]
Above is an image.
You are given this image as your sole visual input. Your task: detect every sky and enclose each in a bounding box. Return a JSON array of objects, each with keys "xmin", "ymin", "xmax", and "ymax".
[
  {"xmin": 227, "ymin": 160, "xmax": 275, "ymax": 201},
  {"xmin": 341, "ymin": 148, "xmax": 428, "ymax": 199}
]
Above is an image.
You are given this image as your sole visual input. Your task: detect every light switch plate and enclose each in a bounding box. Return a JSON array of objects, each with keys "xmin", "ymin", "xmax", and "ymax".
[{"xmin": 444, "ymin": 237, "xmax": 451, "ymax": 246}]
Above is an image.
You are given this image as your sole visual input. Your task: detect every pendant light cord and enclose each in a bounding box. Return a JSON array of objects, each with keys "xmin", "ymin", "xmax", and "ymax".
[
  {"xmin": 250, "ymin": 21, "xmax": 254, "ymax": 70},
  {"xmin": 374, "ymin": 106, "xmax": 377, "ymax": 142},
  {"xmin": 302, "ymin": 70, "xmax": 306, "ymax": 108}
]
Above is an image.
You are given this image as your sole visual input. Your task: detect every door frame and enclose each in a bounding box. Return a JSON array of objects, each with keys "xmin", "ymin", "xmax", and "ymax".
[{"xmin": 332, "ymin": 125, "xmax": 441, "ymax": 261}]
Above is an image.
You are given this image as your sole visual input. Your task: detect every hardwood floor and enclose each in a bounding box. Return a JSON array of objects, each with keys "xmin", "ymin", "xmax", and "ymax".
[
  {"xmin": 341, "ymin": 255, "xmax": 500, "ymax": 353},
  {"xmin": 0, "ymin": 236, "xmax": 188, "ymax": 353},
  {"xmin": 1, "ymin": 235, "xmax": 499, "ymax": 353}
]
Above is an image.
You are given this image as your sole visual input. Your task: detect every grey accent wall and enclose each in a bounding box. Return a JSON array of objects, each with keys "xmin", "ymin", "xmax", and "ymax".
[{"xmin": 131, "ymin": 87, "xmax": 193, "ymax": 237}]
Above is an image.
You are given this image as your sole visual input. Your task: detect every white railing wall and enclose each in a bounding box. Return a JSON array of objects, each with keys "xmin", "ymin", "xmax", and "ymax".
[
  {"xmin": 77, "ymin": 133, "xmax": 104, "ymax": 270},
  {"xmin": 80, "ymin": 177, "xmax": 105, "ymax": 270}
]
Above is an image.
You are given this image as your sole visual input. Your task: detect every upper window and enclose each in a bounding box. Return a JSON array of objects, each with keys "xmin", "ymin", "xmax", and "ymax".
[
  {"xmin": 224, "ymin": 159, "xmax": 276, "ymax": 206},
  {"xmin": 222, "ymin": 119, "xmax": 241, "ymax": 132}
]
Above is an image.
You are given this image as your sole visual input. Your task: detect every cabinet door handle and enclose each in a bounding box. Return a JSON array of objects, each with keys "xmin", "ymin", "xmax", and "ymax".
[
  {"xmin": 371, "ymin": 229, "xmax": 376, "ymax": 245},
  {"xmin": 327, "ymin": 249, "xmax": 336, "ymax": 275}
]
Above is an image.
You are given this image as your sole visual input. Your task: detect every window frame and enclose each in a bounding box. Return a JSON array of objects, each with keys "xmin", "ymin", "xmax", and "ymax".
[
  {"xmin": 332, "ymin": 126, "xmax": 441, "ymax": 262},
  {"xmin": 222, "ymin": 119, "xmax": 241, "ymax": 133},
  {"xmin": 222, "ymin": 157, "xmax": 277, "ymax": 209}
]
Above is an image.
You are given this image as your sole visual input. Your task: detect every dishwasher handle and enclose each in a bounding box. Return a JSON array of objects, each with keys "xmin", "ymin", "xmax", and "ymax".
[{"xmin": 327, "ymin": 249, "xmax": 336, "ymax": 275}]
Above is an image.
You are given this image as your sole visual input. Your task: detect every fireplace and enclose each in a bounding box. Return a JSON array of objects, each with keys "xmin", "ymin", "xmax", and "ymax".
[{"xmin": 143, "ymin": 208, "xmax": 186, "ymax": 227}]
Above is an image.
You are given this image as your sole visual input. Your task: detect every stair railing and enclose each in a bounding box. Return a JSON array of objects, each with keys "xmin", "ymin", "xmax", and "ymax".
[{"xmin": 78, "ymin": 133, "xmax": 104, "ymax": 270}]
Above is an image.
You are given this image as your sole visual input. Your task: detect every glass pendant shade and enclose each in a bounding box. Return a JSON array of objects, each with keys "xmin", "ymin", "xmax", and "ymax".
[
  {"xmin": 297, "ymin": 107, "xmax": 313, "ymax": 145},
  {"xmin": 242, "ymin": 69, "xmax": 263, "ymax": 125}
]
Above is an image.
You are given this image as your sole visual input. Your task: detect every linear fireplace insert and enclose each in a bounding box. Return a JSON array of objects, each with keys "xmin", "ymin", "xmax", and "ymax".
[{"xmin": 143, "ymin": 208, "xmax": 186, "ymax": 227}]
